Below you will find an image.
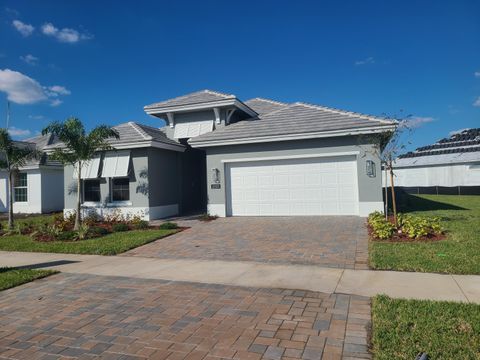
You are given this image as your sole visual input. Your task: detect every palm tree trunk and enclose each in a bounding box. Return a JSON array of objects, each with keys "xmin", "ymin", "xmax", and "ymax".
[
  {"xmin": 74, "ymin": 161, "xmax": 81, "ymax": 231},
  {"xmin": 8, "ymin": 171, "xmax": 14, "ymax": 230}
]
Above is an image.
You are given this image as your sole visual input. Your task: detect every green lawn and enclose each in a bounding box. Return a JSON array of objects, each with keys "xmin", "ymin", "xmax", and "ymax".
[
  {"xmin": 0, "ymin": 267, "xmax": 57, "ymax": 291},
  {"xmin": 372, "ymin": 295, "xmax": 480, "ymax": 360},
  {"xmin": 369, "ymin": 194, "xmax": 480, "ymax": 274},
  {"xmin": 0, "ymin": 229, "xmax": 178, "ymax": 255}
]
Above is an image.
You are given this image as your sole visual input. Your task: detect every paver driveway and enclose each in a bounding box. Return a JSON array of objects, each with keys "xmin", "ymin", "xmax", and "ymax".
[
  {"xmin": 126, "ymin": 217, "xmax": 368, "ymax": 269},
  {"xmin": 0, "ymin": 273, "xmax": 371, "ymax": 360}
]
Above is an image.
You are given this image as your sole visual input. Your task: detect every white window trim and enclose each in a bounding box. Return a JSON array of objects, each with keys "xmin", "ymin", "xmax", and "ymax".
[
  {"xmin": 109, "ymin": 177, "xmax": 131, "ymax": 204},
  {"xmin": 13, "ymin": 173, "xmax": 28, "ymax": 203},
  {"xmin": 82, "ymin": 179, "xmax": 101, "ymax": 204}
]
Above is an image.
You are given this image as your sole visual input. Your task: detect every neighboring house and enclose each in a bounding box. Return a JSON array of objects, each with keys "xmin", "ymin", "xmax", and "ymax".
[
  {"xmin": 0, "ymin": 133, "xmax": 64, "ymax": 214},
  {"xmin": 388, "ymin": 128, "xmax": 480, "ymax": 195},
  {"xmin": 145, "ymin": 90, "xmax": 396, "ymax": 217}
]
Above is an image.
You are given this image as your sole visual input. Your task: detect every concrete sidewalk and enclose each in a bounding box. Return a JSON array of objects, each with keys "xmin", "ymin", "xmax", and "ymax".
[{"xmin": 1, "ymin": 251, "xmax": 479, "ymax": 303}]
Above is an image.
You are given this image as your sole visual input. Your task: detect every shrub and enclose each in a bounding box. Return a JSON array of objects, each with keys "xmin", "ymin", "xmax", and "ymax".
[
  {"xmin": 400, "ymin": 214, "xmax": 443, "ymax": 239},
  {"xmin": 368, "ymin": 212, "xmax": 395, "ymax": 240},
  {"xmin": 89, "ymin": 226, "xmax": 110, "ymax": 237},
  {"xmin": 112, "ymin": 223, "xmax": 129, "ymax": 232},
  {"xmin": 84, "ymin": 211, "xmax": 102, "ymax": 226},
  {"xmin": 75, "ymin": 224, "xmax": 90, "ymax": 241},
  {"xmin": 56, "ymin": 230, "xmax": 76, "ymax": 241},
  {"xmin": 159, "ymin": 222, "xmax": 178, "ymax": 230},
  {"xmin": 199, "ymin": 213, "xmax": 218, "ymax": 222},
  {"xmin": 134, "ymin": 220, "xmax": 149, "ymax": 230}
]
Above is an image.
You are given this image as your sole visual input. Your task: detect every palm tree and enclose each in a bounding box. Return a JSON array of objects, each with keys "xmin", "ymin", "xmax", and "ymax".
[
  {"xmin": 0, "ymin": 129, "xmax": 41, "ymax": 230},
  {"xmin": 42, "ymin": 117, "xmax": 119, "ymax": 230}
]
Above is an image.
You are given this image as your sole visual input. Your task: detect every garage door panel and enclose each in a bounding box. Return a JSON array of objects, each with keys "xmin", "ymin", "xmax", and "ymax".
[{"xmin": 227, "ymin": 156, "xmax": 358, "ymax": 216}]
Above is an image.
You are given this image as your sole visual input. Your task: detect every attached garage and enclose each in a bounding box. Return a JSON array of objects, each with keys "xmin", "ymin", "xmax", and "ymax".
[{"xmin": 225, "ymin": 155, "xmax": 358, "ymax": 216}]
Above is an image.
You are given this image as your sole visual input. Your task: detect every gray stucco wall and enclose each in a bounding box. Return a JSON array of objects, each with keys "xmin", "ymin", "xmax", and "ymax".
[
  {"xmin": 63, "ymin": 147, "xmax": 182, "ymax": 214},
  {"xmin": 147, "ymin": 147, "xmax": 181, "ymax": 207},
  {"xmin": 204, "ymin": 136, "xmax": 382, "ymax": 215}
]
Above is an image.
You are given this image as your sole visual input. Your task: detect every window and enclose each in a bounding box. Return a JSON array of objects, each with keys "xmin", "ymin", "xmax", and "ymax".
[
  {"xmin": 112, "ymin": 178, "xmax": 130, "ymax": 202},
  {"xmin": 83, "ymin": 180, "xmax": 101, "ymax": 202},
  {"xmin": 14, "ymin": 173, "xmax": 28, "ymax": 202}
]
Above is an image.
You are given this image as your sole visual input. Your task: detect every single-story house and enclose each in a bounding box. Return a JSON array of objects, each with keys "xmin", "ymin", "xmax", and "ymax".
[
  {"xmin": 50, "ymin": 89, "xmax": 397, "ymax": 220},
  {"xmin": 388, "ymin": 128, "xmax": 480, "ymax": 195},
  {"xmin": 0, "ymin": 133, "xmax": 64, "ymax": 214}
]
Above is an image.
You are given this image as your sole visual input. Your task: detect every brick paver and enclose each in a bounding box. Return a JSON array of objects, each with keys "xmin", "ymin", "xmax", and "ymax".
[
  {"xmin": 0, "ymin": 273, "xmax": 371, "ymax": 359},
  {"xmin": 127, "ymin": 217, "xmax": 368, "ymax": 269}
]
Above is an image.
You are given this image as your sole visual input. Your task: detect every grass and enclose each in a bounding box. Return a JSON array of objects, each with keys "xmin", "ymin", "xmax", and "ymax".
[
  {"xmin": 0, "ymin": 267, "xmax": 57, "ymax": 291},
  {"xmin": 0, "ymin": 229, "xmax": 178, "ymax": 255},
  {"xmin": 369, "ymin": 194, "xmax": 480, "ymax": 274},
  {"xmin": 372, "ymin": 295, "xmax": 480, "ymax": 360}
]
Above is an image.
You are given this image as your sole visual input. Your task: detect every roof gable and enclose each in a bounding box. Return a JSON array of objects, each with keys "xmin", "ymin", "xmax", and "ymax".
[{"xmin": 144, "ymin": 89, "xmax": 235, "ymax": 110}]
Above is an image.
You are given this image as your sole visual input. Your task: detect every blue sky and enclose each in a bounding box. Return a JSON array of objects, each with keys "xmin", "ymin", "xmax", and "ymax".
[{"xmin": 0, "ymin": 0, "xmax": 479, "ymax": 151}]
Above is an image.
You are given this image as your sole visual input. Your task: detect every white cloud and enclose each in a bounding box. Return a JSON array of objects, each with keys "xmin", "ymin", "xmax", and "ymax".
[
  {"xmin": 0, "ymin": 69, "xmax": 46, "ymax": 104},
  {"xmin": 49, "ymin": 99, "xmax": 62, "ymax": 107},
  {"xmin": 355, "ymin": 57, "xmax": 375, "ymax": 66},
  {"xmin": 401, "ymin": 116, "xmax": 435, "ymax": 129},
  {"xmin": 12, "ymin": 20, "xmax": 34, "ymax": 36},
  {"xmin": 0, "ymin": 69, "xmax": 70, "ymax": 106},
  {"xmin": 20, "ymin": 54, "xmax": 38, "ymax": 65},
  {"xmin": 8, "ymin": 127, "xmax": 31, "ymax": 138},
  {"xmin": 41, "ymin": 22, "xmax": 91, "ymax": 43},
  {"xmin": 475, "ymin": 71, "xmax": 480, "ymax": 78},
  {"xmin": 28, "ymin": 115, "xmax": 44, "ymax": 120},
  {"xmin": 46, "ymin": 85, "xmax": 71, "ymax": 96},
  {"xmin": 474, "ymin": 97, "xmax": 480, "ymax": 107}
]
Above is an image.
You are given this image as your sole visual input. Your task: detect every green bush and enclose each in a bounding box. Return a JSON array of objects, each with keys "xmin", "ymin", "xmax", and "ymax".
[
  {"xmin": 56, "ymin": 230, "xmax": 76, "ymax": 241},
  {"xmin": 159, "ymin": 222, "xmax": 178, "ymax": 230},
  {"xmin": 368, "ymin": 212, "xmax": 395, "ymax": 240},
  {"xmin": 399, "ymin": 214, "xmax": 443, "ymax": 239},
  {"xmin": 89, "ymin": 226, "xmax": 110, "ymax": 237},
  {"xmin": 134, "ymin": 220, "xmax": 149, "ymax": 230},
  {"xmin": 112, "ymin": 223, "xmax": 129, "ymax": 232},
  {"xmin": 75, "ymin": 224, "xmax": 90, "ymax": 241}
]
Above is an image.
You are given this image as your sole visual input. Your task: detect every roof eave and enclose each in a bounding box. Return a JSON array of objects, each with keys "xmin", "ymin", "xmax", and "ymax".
[
  {"xmin": 144, "ymin": 99, "xmax": 258, "ymax": 118},
  {"xmin": 189, "ymin": 124, "xmax": 397, "ymax": 148}
]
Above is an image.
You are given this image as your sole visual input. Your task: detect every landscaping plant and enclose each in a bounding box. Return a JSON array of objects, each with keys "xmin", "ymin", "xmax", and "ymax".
[{"xmin": 42, "ymin": 118, "xmax": 119, "ymax": 230}]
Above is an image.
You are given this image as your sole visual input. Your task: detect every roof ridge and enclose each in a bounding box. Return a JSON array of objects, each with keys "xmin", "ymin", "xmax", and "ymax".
[
  {"xmin": 294, "ymin": 102, "xmax": 396, "ymax": 125},
  {"xmin": 247, "ymin": 97, "xmax": 289, "ymax": 106},
  {"xmin": 259, "ymin": 103, "xmax": 298, "ymax": 118},
  {"xmin": 202, "ymin": 89, "xmax": 235, "ymax": 98},
  {"xmin": 128, "ymin": 121, "xmax": 151, "ymax": 140}
]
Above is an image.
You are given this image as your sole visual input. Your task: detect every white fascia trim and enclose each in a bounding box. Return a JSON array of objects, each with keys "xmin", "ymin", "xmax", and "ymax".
[
  {"xmin": 221, "ymin": 151, "xmax": 360, "ymax": 163},
  {"xmin": 145, "ymin": 99, "xmax": 258, "ymax": 118},
  {"xmin": 190, "ymin": 125, "xmax": 397, "ymax": 148},
  {"xmin": 110, "ymin": 141, "xmax": 185, "ymax": 152}
]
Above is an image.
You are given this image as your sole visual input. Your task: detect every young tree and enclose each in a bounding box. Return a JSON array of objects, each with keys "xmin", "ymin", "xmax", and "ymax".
[
  {"xmin": 42, "ymin": 118, "xmax": 119, "ymax": 230},
  {"xmin": 0, "ymin": 129, "xmax": 40, "ymax": 230},
  {"xmin": 367, "ymin": 114, "xmax": 413, "ymax": 226}
]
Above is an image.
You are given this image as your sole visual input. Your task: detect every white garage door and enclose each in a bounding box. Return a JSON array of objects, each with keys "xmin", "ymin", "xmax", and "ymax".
[{"xmin": 226, "ymin": 156, "xmax": 359, "ymax": 216}]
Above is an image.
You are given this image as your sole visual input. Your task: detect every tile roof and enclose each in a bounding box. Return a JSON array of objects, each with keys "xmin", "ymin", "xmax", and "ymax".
[
  {"xmin": 44, "ymin": 122, "xmax": 184, "ymax": 152},
  {"xmin": 189, "ymin": 102, "xmax": 396, "ymax": 145},
  {"xmin": 144, "ymin": 89, "xmax": 235, "ymax": 110},
  {"xmin": 244, "ymin": 98, "xmax": 289, "ymax": 115},
  {"xmin": 20, "ymin": 133, "xmax": 62, "ymax": 167},
  {"xmin": 395, "ymin": 128, "xmax": 480, "ymax": 167}
]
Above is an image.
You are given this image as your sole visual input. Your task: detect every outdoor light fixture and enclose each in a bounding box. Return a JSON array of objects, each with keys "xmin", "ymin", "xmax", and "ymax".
[
  {"xmin": 366, "ymin": 160, "xmax": 376, "ymax": 177},
  {"xmin": 211, "ymin": 168, "xmax": 220, "ymax": 184}
]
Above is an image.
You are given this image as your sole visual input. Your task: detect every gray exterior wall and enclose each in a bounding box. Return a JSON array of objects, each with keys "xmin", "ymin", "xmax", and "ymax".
[
  {"xmin": 204, "ymin": 136, "xmax": 382, "ymax": 216},
  {"xmin": 63, "ymin": 147, "xmax": 182, "ymax": 220}
]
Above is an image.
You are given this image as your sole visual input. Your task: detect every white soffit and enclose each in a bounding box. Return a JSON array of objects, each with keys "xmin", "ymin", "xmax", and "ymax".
[
  {"xmin": 174, "ymin": 120, "xmax": 214, "ymax": 139},
  {"xmin": 101, "ymin": 150, "xmax": 131, "ymax": 177},
  {"xmin": 73, "ymin": 156, "xmax": 101, "ymax": 179}
]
